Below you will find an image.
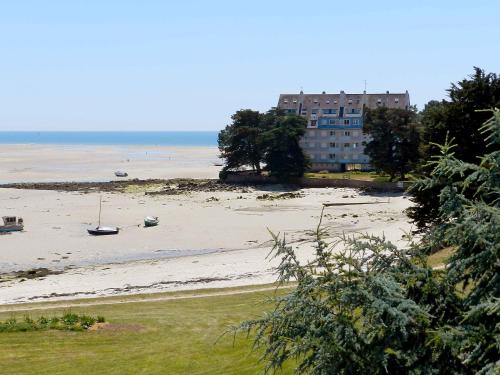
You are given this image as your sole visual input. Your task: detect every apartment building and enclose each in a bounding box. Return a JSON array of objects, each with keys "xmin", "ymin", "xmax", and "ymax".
[{"xmin": 277, "ymin": 90, "xmax": 410, "ymax": 172}]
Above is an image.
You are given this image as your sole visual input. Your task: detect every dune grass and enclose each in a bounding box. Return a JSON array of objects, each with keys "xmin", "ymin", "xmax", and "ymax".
[{"xmin": 0, "ymin": 287, "xmax": 292, "ymax": 375}]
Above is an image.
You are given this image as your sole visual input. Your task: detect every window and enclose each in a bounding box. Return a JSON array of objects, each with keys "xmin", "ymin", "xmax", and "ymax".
[
  {"xmin": 322, "ymin": 109, "xmax": 337, "ymax": 114},
  {"xmin": 321, "ymin": 142, "xmax": 327, "ymax": 148},
  {"xmin": 377, "ymin": 98, "xmax": 382, "ymax": 104},
  {"xmin": 329, "ymin": 119, "xmax": 336, "ymax": 125},
  {"xmin": 310, "ymin": 120, "xmax": 317, "ymax": 127},
  {"xmin": 293, "ymin": 99, "xmax": 297, "ymax": 103},
  {"xmin": 330, "ymin": 131, "xmax": 335, "ymax": 136},
  {"xmin": 333, "ymin": 100, "xmax": 337, "ymax": 104},
  {"xmin": 395, "ymin": 98, "xmax": 399, "ymax": 103},
  {"xmin": 321, "ymin": 154, "xmax": 327, "ymax": 160},
  {"xmin": 329, "ymin": 142, "xmax": 336, "ymax": 148},
  {"xmin": 344, "ymin": 131, "xmax": 351, "ymax": 136},
  {"xmin": 352, "ymin": 143, "xmax": 359, "ymax": 148},
  {"xmin": 326, "ymin": 100, "xmax": 330, "ymax": 104},
  {"xmin": 353, "ymin": 119, "xmax": 359, "ymax": 125},
  {"xmin": 344, "ymin": 143, "xmax": 350, "ymax": 147},
  {"xmin": 348, "ymin": 99, "xmax": 353, "ymax": 104},
  {"xmin": 344, "ymin": 119, "xmax": 350, "ymax": 125},
  {"xmin": 283, "ymin": 99, "xmax": 288, "ymax": 103},
  {"xmin": 308, "ymin": 142, "xmax": 315, "ymax": 148},
  {"xmin": 329, "ymin": 153, "xmax": 335, "ymax": 159}
]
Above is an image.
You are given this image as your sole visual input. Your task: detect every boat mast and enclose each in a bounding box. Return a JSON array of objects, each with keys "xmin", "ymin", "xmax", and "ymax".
[{"xmin": 98, "ymin": 196, "xmax": 102, "ymax": 228}]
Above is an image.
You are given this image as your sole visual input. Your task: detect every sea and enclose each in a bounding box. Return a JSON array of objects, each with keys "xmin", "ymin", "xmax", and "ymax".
[{"xmin": 0, "ymin": 131, "xmax": 219, "ymax": 146}]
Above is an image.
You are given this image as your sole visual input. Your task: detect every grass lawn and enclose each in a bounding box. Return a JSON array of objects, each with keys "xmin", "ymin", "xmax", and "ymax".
[
  {"xmin": 427, "ymin": 246, "xmax": 455, "ymax": 268},
  {"xmin": 0, "ymin": 285, "xmax": 293, "ymax": 375},
  {"xmin": 304, "ymin": 171, "xmax": 417, "ymax": 183},
  {"xmin": 304, "ymin": 171, "xmax": 392, "ymax": 182}
]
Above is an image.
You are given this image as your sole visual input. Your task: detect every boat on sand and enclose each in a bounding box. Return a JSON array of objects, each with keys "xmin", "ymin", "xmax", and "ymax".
[
  {"xmin": 144, "ymin": 216, "xmax": 159, "ymax": 227},
  {"xmin": 0, "ymin": 216, "xmax": 24, "ymax": 232},
  {"xmin": 115, "ymin": 171, "xmax": 128, "ymax": 177},
  {"xmin": 88, "ymin": 197, "xmax": 119, "ymax": 236}
]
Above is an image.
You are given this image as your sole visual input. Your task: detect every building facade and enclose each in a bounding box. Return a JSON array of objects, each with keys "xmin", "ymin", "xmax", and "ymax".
[{"xmin": 277, "ymin": 90, "xmax": 410, "ymax": 172}]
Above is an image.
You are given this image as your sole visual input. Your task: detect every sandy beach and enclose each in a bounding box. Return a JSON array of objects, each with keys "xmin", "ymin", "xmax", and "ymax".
[
  {"xmin": 0, "ymin": 144, "xmax": 222, "ymax": 183},
  {"xmin": 0, "ymin": 144, "xmax": 413, "ymax": 304}
]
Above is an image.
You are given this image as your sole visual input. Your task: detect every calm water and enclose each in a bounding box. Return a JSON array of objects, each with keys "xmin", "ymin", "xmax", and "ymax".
[{"xmin": 0, "ymin": 131, "xmax": 219, "ymax": 146}]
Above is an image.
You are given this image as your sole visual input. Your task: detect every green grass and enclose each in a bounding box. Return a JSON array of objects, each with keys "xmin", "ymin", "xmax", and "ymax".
[
  {"xmin": 428, "ymin": 246, "xmax": 455, "ymax": 268},
  {"xmin": 304, "ymin": 171, "xmax": 417, "ymax": 183},
  {"xmin": 304, "ymin": 171, "xmax": 391, "ymax": 182},
  {"xmin": 0, "ymin": 286, "xmax": 293, "ymax": 375}
]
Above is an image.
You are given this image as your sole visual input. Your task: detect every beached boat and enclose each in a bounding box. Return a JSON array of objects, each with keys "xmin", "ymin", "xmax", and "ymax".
[
  {"xmin": 88, "ymin": 197, "xmax": 119, "ymax": 236},
  {"xmin": 115, "ymin": 171, "xmax": 128, "ymax": 177},
  {"xmin": 144, "ymin": 216, "xmax": 159, "ymax": 227},
  {"xmin": 87, "ymin": 226, "xmax": 119, "ymax": 236},
  {"xmin": 0, "ymin": 216, "xmax": 24, "ymax": 232}
]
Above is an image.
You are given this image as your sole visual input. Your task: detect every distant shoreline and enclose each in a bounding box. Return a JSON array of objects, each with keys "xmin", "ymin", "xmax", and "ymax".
[{"xmin": 0, "ymin": 131, "xmax": 219, "ymax": 146}]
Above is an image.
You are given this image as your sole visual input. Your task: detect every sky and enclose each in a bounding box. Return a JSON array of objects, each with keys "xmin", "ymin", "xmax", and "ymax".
[{"xmin": 0, "ymin": 0, "xmax": 498, "ymax": 131}]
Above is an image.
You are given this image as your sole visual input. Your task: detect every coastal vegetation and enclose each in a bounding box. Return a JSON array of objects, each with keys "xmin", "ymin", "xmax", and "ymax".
[
  {"xmin": 408, "ymin": 67, "xmax": 500, "ymax": 229},
  {"xmin": 236, "ymin": 110, "xmax": 500, "ymax": 374},
  {"xmin": 218, "ymin": 108, "xmax": 310, "ymax": 180},
  {"xmin": 0, "ymin": 313, "xmax": 105, "ymax": 332},
  {"xmin": 363, "ymin": 106, "xmax": 420, "ymax": 181}
]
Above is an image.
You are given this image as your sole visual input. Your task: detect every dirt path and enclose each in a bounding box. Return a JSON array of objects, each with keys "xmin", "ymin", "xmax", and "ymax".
[{"xmin": 0, "ymin": 285, "xmax": 293, "ymax": 313}]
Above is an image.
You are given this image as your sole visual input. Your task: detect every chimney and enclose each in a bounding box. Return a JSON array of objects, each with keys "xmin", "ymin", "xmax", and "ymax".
[
  {"xmin": 386, "ymin": 90, "xmax": 389, "ymax": 94},
  {"xmin": 322, "ymin": 91, "xmax": 326, "ymax": 94}
]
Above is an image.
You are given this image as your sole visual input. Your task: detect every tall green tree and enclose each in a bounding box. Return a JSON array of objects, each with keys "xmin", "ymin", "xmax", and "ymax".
[
  {"xmin": 408, "ymin": 67, "xmax": 500, "ymax": 230},
  {"xmin": 218, "ymin": 108, "xmax": 309, "ymax": 181},
  {"xmin": 261, "ymin": 110, "xmax": 310, "ymax": 180},
  {"xmin": 218, "ymin": 109, "xmax": 265, "ymax": 174},
  {"xmin": 363, "ymin": 107, "xmax": 420, "ymax": 181},
  {"xmin": 236, "ymin": 110, "xmax": 500, "ymax": 374}
]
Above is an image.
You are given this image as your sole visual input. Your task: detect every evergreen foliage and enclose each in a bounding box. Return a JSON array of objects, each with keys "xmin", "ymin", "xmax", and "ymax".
[
  {"xmin": 363, "ymin": 107, "xmax": 420, "ymax": 181},
  {"xmin": 408, "ymin": 68, "xmax": 500, "ymax": 229},
  {"xmin": 218, "ymin": 108, "xmax": 309, "ymax": 180},
  {"xmin": 218, "ymin": 109, "xmax": 265, "ymax": 174},
  {"xmin": 237, "ymin": 110, "xmax": 500, "ymax": 374},
  {"xmin": 260, "ymin": 110, "xmax": 310, "ymax": 179}
]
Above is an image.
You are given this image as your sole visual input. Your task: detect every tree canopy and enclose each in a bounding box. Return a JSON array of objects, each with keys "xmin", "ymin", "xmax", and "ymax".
[
  {"xmin": 363, "ymin": 106, "xmax": 420, "ymax": 181},
  {"xmin": 218, "ymin": 108, "xmax": 309, "ymax": 180},
  {"xmin": 218, "ymin": 109, "xmax": 265, "ymax": 174},
  {"xmin": 408, "ymin": 67, "xmax": 500, "ymax": 229}
]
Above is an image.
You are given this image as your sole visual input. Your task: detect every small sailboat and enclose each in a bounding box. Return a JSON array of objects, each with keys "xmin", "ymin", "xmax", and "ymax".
[
  {"xmin": 87, "ymin": 197, "xmax": 119, "ymax": 236},
  {"xmin": 0, "ymin": 216, "xmax": 24, "ymax": 232},
  {"xmin": 144, "ymin": 216, "xmax": 159, "ymax": 227}
]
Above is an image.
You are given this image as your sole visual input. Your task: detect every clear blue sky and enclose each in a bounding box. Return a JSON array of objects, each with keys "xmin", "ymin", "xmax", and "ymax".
[{"xmin": 0, "ymin": 0, "xmax": 498, "ymax": 131}]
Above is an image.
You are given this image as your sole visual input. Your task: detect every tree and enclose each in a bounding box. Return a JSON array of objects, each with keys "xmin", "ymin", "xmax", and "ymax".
[
  {"xmin": 408, "ymin": 68, "xmax": 500, "ymax": 230},
  {"xmin": 218, "ymin": 108, "xmax": 310, "ymax": 181},
  {"xmin": 363, "ymin": 107, "xmax": 420, "ymax": 181},
  {"xmin": 218, "ymin": 109, "xmax": 265, "ymax": 174},
  {"xmin": 261, "ymin": 110, "xmax": 310, "ymax": 180},
  {"xmin": 236, "ymin": 110, "xmax": 500, "ymax": 374}
]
